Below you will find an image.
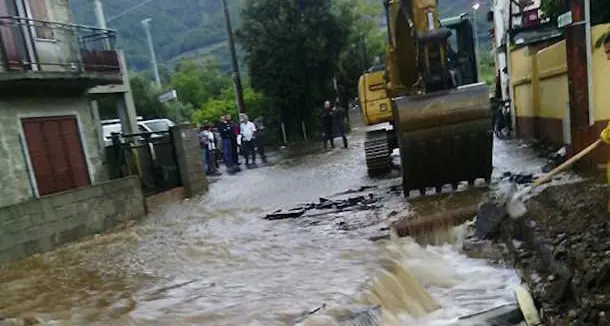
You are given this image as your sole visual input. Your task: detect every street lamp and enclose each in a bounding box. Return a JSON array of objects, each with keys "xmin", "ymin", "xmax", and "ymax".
[
  {"xmin": 472, "ymin": 2, "xmax": 481, "ymax": 82},
  {"xmin": 141, "ymin": 18, "xmax": 162, "ymax": 89}
]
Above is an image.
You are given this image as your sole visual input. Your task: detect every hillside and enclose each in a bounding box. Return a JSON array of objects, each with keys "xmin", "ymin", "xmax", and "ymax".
[
  {"xmin": 71, "ymin": 0, "xmax": 246, "ymax": 72},
  {"xmin": 71, "ymin": 0, "xmax": 492, "ymax": 74}
]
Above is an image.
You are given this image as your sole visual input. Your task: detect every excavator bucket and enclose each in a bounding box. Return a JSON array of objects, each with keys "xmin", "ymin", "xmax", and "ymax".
[{"xmin": 392, "ymin": 82, "xmax": 493, "ymax": 196}]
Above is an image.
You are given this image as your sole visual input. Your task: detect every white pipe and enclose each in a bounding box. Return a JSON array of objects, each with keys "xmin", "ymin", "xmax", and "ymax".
[{"xmin": 584, "ymin": 0, "xmax": 595, "ymax": 126}]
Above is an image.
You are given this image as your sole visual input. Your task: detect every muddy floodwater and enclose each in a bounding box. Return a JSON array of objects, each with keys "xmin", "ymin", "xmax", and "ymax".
[{"xmin": 1, "ymin": 122, "xmax": 570, "ymax": 325}]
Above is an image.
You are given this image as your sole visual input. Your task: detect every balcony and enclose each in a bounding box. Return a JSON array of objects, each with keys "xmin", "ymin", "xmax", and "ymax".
[{"xmin": 0, "ymin": 16, "xmax": 122, "ymax": 92}]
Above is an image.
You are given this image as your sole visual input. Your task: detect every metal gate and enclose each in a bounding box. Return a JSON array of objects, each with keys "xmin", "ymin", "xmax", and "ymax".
[{"xmin": 106, "ymin": 131, "xmax": 181, "ymax": 196}]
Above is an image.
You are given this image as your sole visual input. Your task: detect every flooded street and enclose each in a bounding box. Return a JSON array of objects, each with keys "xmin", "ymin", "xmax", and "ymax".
[{"xmin": 1, "ymin": 121, "xmax": 562, "ymax": 325}]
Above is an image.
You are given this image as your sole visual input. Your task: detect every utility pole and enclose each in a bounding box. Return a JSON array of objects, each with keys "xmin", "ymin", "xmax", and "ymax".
[
  {"xmin": 93, "ymin": 0, "xmax": 108, "ymax": 29},
  {"xmin": 359, "ymin": 33, "xmax": 367, "ymax": 72},
  {"xmin": 93, "ymin": 0, "xmax": 110, "ymax": 49},
  {"xmin": 91, "ymin": 0, "xmax": 139, "ymax": 136},
  {"xmin": 141, "ymin": 18, "xmax": 162, "ymax": 88},
  {"xmin": 220, "ymin": 0, "xmax": 246, "ymax": 116}
]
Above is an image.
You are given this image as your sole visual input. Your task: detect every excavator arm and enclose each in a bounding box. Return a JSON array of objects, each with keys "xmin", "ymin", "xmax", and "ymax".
[
  {"xmin": 384, "ymin": 0, "xmax": 455, "ymax": 98},
  {"xmin": 360, "ymin": 0, "xmax": 494, "ymax": 196}
]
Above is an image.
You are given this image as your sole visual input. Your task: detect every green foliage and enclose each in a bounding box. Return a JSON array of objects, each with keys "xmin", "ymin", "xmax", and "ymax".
[
  {"xmin": 541, "ymin": 0, "xmax": 610, "ymax": 24},
  {"xmin": 97, "ymin": 72, "xmax": 168, "ymax": 119},
  {"xmin": 236, "ymin": 0, "xmax": 348, "ymax": 138},
  {"xmin": 71, "ymin": 0, "xmax": 247, "ymax": 72},
  {"xmin": 191, "ymin": 98, "xmax": 229, "ymax": 125},
  {"xmin": 479, "ymin": 47, "xmax": 496, "ymax": 89},
  {"xmin": 168, "ymin": 59, "xmax": 232, "ymax": 110},
  {"xmin": 72, "ymin": 0, "xmax": 487, "ymax": 78},
  {"xmin": 191, "ymin": 83, "xmax": 270, "ymax": 126},
  {"xmin": 334, "ymin": 0, "xmax": 386, "ymax": 103}
]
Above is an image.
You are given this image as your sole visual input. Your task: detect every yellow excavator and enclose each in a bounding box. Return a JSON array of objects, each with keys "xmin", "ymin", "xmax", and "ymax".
[{"xmin": 358, "ymin": 0, "xmax": 493, "ymax": 197}]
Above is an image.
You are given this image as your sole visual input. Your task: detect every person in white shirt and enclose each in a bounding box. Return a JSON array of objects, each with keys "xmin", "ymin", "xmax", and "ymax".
[{"xmin": 239, "ymin": 113, "xmax": 257, "ymax": 166}]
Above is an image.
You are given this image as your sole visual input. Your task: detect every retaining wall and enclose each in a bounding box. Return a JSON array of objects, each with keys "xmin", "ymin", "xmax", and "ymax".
[{"xmin": 0, "ymin": 176, "xmax": 145, "ymax": 266}]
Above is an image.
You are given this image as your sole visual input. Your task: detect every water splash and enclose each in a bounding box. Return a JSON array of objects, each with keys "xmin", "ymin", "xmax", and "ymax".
[{"xmin": 302, "ymin": 223, "xmax": 519, "ymax": 326}]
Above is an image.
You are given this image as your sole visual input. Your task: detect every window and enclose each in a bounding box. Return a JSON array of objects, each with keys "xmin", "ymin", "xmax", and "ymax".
[{"xmin": 27, "ymin": 0, "xmax": 54, "ymax": 40}]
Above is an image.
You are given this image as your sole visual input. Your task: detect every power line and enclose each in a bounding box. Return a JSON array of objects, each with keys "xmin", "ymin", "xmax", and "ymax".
[{"xmin": 106, "ymin": 0, "xmax": 156, "ymax": 23}]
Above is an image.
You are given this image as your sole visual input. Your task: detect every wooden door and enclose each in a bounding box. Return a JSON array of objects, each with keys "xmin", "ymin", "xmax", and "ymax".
[{"xmin": 22, "ymin": 116, "xmax": 91, "ymax": 196}]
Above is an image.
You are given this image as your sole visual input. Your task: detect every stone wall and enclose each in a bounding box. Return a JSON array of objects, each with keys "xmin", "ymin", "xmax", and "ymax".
[
  {"xmin": 0, "ymin": 176, "xmax": 145, "ymax": 266},
  {"xmin": 0, "ymin": 95, "xmax": 106, "ymax": 208},
  {"xmin": 171, "ymin": 125, "xmax": 208, "ymax": 198}
]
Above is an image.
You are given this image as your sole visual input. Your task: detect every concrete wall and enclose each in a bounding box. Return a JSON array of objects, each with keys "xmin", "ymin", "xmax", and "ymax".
[
  {"xmin": 171, "ymin": 125, "xmax": 208, "ymax": 198},
  {"xmin": 510, "ymin": 47, "xmax": 535, "ymax": 117},
  {"xmin": 0, "ymin": 95, "xmax": 107, "ymax": 208},
  {"xmin": 30, "ymin": 0, "xmax": 77, "ymax": 71},
  {"xmin": 0, "ymin": 176, "xmax": 145, "ymax": 266}
]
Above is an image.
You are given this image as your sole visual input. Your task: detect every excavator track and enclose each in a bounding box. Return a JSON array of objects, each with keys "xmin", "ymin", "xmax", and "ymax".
[{"xmin": 364, "ymin": 130, "xmax": 392, "ymax": 177}]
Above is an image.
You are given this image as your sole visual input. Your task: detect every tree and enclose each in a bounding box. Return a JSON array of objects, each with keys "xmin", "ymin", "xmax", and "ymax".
[
  {"xmin": 191, "ymin": 82, "xmax": 270, "ymax": 125},
  {"xmin": 168, "ymin": 60, "xmax": 232, "ymax": 110},
  {"xmin": 334, "ymin": 0, "xmax": 386, "ymax": 104},
  {"xmin": 97, "ymin": 73, "xmax": 168, "ymax": 119},
  {"xmin": 237, "ymin": 0, "xmax": 348, "ymax": 138},
  {"xmin": 541, "ymin": 0, "xmax": 610, "ymax": 24},
  {"xmin": 129, "ymin": 74, "xmax": 167, "ymax": 118}
]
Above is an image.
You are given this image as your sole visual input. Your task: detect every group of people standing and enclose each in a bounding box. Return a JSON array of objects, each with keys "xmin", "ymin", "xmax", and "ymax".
[
  {"xmin": 321, "ymin": 99, "xmax": 348, "ymax": 149},
  {"xmin": 199, "ymin": 113, "xmax": 267, "ymax": 175}
]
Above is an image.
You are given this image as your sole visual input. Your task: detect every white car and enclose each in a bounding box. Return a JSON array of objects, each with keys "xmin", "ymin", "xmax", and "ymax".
[
  {"xmin": 101, "ymin": 118, "xmax": 176, "ymax": 147},
  {"xmin": 139, "ymin": 118, "xmax": 176, "ymax": 134}
]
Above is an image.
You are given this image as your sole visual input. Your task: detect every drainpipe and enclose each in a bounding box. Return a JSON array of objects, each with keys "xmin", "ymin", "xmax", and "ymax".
[
  {"xmin": 507, "ymin": 0, "xmax": 517, "ymax": 133},
  {"xmin": 584, "ymin": 0, "xmax": 595, "ymax": 126},
  {"xmin": 19, "ymin": 135, "xmax": 37, "ymax": 198}
]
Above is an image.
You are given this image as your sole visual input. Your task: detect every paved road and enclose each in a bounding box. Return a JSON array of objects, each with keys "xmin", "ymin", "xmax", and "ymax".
[{"xmin": 1, "ymin": 118, "xmax": 571, "ymax": 326}]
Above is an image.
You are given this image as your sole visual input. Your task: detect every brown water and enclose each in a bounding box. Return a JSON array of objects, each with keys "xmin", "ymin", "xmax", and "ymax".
[{"xmin": 0, "ymin": 123, "xmax": 574, "ymax": 326}]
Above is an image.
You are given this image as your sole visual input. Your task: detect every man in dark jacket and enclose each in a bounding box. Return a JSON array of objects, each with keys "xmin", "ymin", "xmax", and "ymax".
[
  {"xmin": 227, "ymin": 115, "xmax": 240, "ymax": 166},
  {"xmin": 254, "ymin": 116, "xmax": 267, "ymax": 164},
  {"xmin": 322, "ymin": 100, "xmax": 334, "ymax": 149},
  {"xmin": 332, "ymin": 98, "xmax": 348, "ymax": 148},
  {"xmin": 219, "ymin": 115, "xmax": 235, "ymax": 169}
]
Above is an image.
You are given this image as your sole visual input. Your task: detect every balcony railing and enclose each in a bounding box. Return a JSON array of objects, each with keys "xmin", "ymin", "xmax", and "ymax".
[{"xmin": 0, "ymin": 16, "xmax": 120, "ymax": 75}]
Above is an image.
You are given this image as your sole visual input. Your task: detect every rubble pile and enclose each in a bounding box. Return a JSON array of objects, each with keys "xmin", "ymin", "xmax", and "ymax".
[
  {"xmin": 263, "ymin": 193, "xmax": 379, "ymax": 220},
  {"xmin": 500, "ymin": 180, "xmax": 610, "ymax": 326}
]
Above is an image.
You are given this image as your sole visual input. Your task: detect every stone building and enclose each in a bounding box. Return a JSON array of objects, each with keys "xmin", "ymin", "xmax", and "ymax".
[{"xmin": 0, "ymin": 0, "xmax": 122, "ymax": 208}]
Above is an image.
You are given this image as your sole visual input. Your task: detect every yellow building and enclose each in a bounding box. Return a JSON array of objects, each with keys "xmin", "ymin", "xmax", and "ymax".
[{"xmin": 508, "ymin": 24, "xmax": 610, "ymax": 170}]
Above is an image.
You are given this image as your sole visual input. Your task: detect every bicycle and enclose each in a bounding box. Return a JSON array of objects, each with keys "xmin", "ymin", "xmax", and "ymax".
[{"xmin": 492, "ymin": 99, "xmax": 512, "ymax": 139}]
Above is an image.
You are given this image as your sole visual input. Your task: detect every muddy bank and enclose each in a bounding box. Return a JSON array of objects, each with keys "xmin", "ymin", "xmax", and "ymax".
[{"xmin": 496, "ymin": 179, "xmax": 610, "ymax": 326}]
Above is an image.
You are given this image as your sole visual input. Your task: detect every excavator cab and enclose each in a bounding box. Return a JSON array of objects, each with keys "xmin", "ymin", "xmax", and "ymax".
[{"xmin": 441, "ymin": 14, "xmax": 479, "ymax": 86}]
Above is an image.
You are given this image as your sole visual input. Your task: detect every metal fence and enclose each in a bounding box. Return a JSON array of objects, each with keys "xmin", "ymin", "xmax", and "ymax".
[
  {"xmin": 0, "ymin": 16, "xmax": 119, "ymax": 73},
  {"xmin": 106, "ymin": 131, "xmax": 182, "ymax": 197}
]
